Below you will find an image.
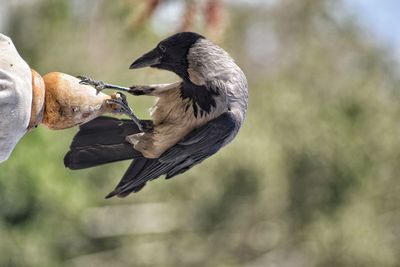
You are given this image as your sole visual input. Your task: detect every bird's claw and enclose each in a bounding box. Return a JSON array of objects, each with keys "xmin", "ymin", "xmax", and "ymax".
[
  {"xmin": 105, "ymin": 98, "xmax": 126, "ymax": 113},
  {"xmin": 139, "ymin": 120, "xmax": 154, "ymax": 132},
  {"xmin": 105, "ymin": 96, "xmax": 153, "ymax": 133},
  {"xmin": 106, "ymin": 93, "xmax": 128, "ymax": 112},
  {"xmin": 118, "ymin": 92, "xmax": 128, "ymax": 105},
  {"xmin": 77, "ymin": 75, "xmax": 106, "ymax": 94}
]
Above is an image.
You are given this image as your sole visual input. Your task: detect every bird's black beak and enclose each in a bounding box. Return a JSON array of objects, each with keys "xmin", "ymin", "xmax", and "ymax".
[{"xmin": 129, "ymin": 47, "xmax": 161, "ymax": 69}]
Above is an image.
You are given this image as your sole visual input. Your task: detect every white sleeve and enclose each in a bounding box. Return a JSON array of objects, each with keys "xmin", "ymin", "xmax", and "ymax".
[{"xmin": 0, "ymin": 33, "xmax": 32, "ymax": 163}]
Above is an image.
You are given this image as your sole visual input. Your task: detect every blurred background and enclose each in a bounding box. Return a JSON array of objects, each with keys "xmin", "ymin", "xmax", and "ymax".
[{"xmin": 1, "ymin": 0, "xmax": 400, "ymax": 266}]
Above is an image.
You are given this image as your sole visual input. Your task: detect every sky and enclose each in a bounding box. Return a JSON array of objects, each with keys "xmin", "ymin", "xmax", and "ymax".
[{"xmin": 344, "ymin": 0, "xmax": 400, "ymax": 57}]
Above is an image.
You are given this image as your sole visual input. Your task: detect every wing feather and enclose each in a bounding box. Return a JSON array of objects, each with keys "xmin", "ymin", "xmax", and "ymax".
[{"xmin": 109, "ymin": 112, "xmax": 237, "ymax": 197}]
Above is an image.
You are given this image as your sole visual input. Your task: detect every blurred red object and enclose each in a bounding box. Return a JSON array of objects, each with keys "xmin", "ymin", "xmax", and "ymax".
[{"xmin": 130, "ymin": 0, "xmax": 225, "ymax": 38}]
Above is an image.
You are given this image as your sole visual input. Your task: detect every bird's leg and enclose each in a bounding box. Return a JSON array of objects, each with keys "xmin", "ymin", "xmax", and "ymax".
[
  {"xmin": 106, "ymin": 94, "xmax": 153, "ymax": 132},
  {"xmin": 78, "ymin": 75, "xmax": 131, "ymax": 95},
  {"xmin": 78, "ymin": 76, "xmax": 180, "ymax": 97}
]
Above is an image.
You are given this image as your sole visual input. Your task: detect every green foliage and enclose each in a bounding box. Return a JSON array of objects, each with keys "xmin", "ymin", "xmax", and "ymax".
[{"xmin": 1, "ymin": 0, "xmax": 400, "ymax": 266}]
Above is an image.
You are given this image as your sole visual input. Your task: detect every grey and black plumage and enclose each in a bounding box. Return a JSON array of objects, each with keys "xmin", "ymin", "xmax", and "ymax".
[{"xmin": 64, "ymin": 32, "xmax": 248, "ymax": 198}]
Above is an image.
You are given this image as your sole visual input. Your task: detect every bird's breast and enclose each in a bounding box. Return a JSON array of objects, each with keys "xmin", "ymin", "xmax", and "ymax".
[
  {"xmin": 151, "ymin": 87, "xmax": 226, "ymax": 127},
  {"xmin": 144, "ymin": 86, "xmax": 226, "ymax": 156}
]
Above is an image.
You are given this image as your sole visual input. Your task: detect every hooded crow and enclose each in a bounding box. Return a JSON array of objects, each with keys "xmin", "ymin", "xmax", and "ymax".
[{"xmin": 64, "ymin": 32, "xmax": 248, "ymax": 198}]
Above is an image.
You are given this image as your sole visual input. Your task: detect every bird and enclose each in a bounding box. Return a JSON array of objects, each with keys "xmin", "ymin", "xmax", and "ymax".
[{"xmin": 64, "ymin": 32, "xmax": 248, "ymax": 198}]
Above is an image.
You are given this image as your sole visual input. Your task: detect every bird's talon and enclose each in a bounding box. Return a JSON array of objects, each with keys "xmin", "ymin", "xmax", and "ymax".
[
  {"xmin": 105, "ymin": 99, "xmax": 123, "ymax": 112},
  {"xmin": 105, "ymin": 98, "xmax": 122, "ymax": 106},
  {"xmin": 77, "ymin": 75, "xmax": 105, "ymax": 94},
  {"xmin": 76, "ymin": 75, "xmax": 88, "ymax": 81},
  {"xmin": 140, "ymin": 121, "xmax": 154, "ymax": 133},
  {"xmin": 118, "ymin": 92, "xmax": 128, "ymax": 103},
  {"xmin": 77, "ymin": 75, "xmax": 92, "ymax": 85}
]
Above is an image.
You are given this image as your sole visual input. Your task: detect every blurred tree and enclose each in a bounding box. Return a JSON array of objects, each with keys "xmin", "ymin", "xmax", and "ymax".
[{"xmin": 1, "ymin": 0, "xmax": 400, "ymax": 266}]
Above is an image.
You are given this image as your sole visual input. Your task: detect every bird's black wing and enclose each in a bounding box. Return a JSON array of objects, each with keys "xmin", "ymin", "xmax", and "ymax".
[
  {"xmin": 64, "ymin": 116, "xmax": 144, "ymax": 169},
  {"xmin": 106, "ymin": 112, "xmax": 237, "ymax": 198}
]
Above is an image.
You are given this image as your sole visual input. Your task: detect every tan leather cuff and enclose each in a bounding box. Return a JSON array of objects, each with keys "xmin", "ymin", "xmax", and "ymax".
[
  {"xmin": 27, "ymin": 71, "xmax": 118, "ymax": 131},
  {"xmin": 28, "ymin": 69, "xmax": 45, "ymax": 130}
]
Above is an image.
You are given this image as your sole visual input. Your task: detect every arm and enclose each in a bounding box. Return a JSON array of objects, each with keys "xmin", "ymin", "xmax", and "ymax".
[{"xmin": 0, "ymin": 34, "xmax": 32, "ymax": 163}]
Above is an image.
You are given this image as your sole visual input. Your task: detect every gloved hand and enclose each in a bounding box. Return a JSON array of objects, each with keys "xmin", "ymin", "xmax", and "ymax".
[
  {"xmin": 0, "ymin": 34, "xmax": 121, "ymax": 163},
  {"xmin": 0, "ymin": 33, "xmax": 32, "ymax": 162}
]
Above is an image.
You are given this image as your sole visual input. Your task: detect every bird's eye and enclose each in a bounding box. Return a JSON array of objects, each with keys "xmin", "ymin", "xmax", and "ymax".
[{"xmin": 159, "ymin": 44, "xmax": 166, "ymax": 52}]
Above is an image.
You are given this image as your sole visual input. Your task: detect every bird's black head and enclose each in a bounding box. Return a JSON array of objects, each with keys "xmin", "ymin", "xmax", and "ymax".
[{"xmin": 130, "ymin": 32, "xmax": 204, "ymax": 80}]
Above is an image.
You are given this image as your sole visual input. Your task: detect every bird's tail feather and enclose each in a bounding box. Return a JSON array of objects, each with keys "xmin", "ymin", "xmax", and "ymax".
[{"xmin": 64, "ymin": 116, "xmax": 144, "ymax": 170}]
